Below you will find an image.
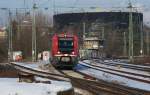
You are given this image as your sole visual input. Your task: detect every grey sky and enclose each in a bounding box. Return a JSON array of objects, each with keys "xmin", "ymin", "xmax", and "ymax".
[
  {"xmin": 0, "ymin": 0, "xmax": 149, "ymax": 9},
  {"xmin": 0, "ymin": 0, "xmax": 150, "ymax": 25}
]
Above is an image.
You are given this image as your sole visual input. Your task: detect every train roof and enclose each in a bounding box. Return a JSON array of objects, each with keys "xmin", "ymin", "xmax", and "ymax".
[{"xmin": 53, "ymin": 33, "xmax": 77, "ymax": 38}]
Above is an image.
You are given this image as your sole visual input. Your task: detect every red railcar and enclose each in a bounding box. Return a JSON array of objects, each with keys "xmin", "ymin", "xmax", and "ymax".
[{"xmin": 51, "ymin": 33, "xmax": 78, "ymax": 68}]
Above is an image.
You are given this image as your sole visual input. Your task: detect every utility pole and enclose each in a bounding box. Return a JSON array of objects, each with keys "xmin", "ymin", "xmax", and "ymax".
[
  {"xmin": 123, "ymin": 32, "xmax": 127, "ymax": 56},
  {"xmin": 128, "ymin": 2, "xmax": 134, "ymax": 62},
  {"xmin": 8, "ymin": 9, "xmax": 13, "ymax": 61},
  {"xmin": 140, "ymin": 20, "xmax": 144, "ymax": 56},
  {"xmin": 100, "ymin": 27, "xmax": 105, "ymax": 58},
  {"xmin": 32, "ymin": 3, "xmax": 37, "ymax": 62},
  {"xmin": 83, "ymin": 22, "xmax": 86, "ymax": 41},
  {"xmin": 53, "ymin": 0, "xmax": 57, "ymax": 15},
  {"xmin": 101, "ymin": 27, "xmax": 105, "ymax": 40},
  {"xmin": 23, "ymin": 0, "xmax": 26, "ymax": 14},
  {"xmin": 82, "ymin": 22, "xmax": 86, "ymax": 58},
  {"xmin": 10, "ymin": 9, "xmax": 13, "ymax": 61},
  {"xmin": 146, "ymin": 30, "xmax": 150, "ymax": 56},
  {"xmin": 7, "ymin": 9, "xmax": 13, "ymax": 62}
]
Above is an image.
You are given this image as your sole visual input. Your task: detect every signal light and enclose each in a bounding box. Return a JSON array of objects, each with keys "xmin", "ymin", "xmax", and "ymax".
[
  {"xmin": 64, "ymin": 34, "xmax": 67, "ymax": 37},
  {"xmin": 72, "ymin": 51, "xmax": 75, "ymax": 55},
  {"xmin": 64, "ymin": 54, "xmax": 69, "ymax": 56},
  {"xmin": 57, "ymin": 51, "xmax": 60, "ymax": 54}
]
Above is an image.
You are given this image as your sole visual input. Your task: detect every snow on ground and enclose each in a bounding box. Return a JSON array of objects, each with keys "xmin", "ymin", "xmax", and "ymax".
[
  {"xmin": 0, "ymin": 78, "xmax": 72, "ymax": 95},
  {"xmin": 80, "ymin": 61, "xmax": 150, "ymax": 81},
  {"xmin": 103, "ymin": 60, "xmax": 150, "ymax": 69},
  {"xmin": 75, "ymin": 61, "xmax": 150, "ymax": 91},
  {"xmin": 114, "ymin": 59, "xmax": 150, "ymax": 65},
  {"xmin": 104, "ymin": 63, "xmax": 149, "ymax": 76},
  {"xmin": 5, "ymin": 61, "xmax": 72, "ymax": 95},
  {"xmin": 84, "ymin": 60, "xmax": 150, "ymax": 77}
]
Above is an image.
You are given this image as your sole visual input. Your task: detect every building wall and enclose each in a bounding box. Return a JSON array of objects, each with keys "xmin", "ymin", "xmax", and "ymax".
[{"xmin": 0, "ymin": 31, "xmax": 7, "ymax": 38}]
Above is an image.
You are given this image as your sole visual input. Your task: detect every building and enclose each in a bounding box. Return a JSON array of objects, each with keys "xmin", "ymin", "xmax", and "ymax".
[
  {"xmin": 54, "ymin": 12, "xmax": 143, "ymax": 57},
  {"xmin": 0, "ymin": 27, "xmax": 7, "ymax": 39}
]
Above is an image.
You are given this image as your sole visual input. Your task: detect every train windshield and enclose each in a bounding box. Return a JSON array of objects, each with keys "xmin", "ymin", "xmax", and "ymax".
[{"xmin": 58, "ymin": 38, "xmax": 74, "ymax": 53}]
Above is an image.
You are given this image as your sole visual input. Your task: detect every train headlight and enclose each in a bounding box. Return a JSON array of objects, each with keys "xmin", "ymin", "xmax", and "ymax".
[
  {"xmin": 64, "ymin": 54, "xmax": 69, "ymax": 56},
  {"xmin": 57, "ymin": 51, "xmax": 60, "ymax": 54},
  {"xmin": 64, "ymin": 34, "xmax": 67, "ymax": 37},
  {"xmin": 72, "ymin": 51, "xmax": 75, "ymax": 55}
]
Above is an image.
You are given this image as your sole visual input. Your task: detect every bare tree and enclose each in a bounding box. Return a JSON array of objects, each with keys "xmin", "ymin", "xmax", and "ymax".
[{"xmin": 11, "ymin": 11, "xmax": 53, "ymax": 60}]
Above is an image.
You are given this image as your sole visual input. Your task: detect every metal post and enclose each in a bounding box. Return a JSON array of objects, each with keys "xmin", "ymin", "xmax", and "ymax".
[
  {"xmin": 100, "ymin": 27, "xmax": 105, "ymax": 58},
  {"xmin": 146, "ymin": 30, "xmax": 150, "ymax": 55},
  {"xmin": 53, "ymin": 0, "xmax": 55, "ymax": 14},
  {"xmin": 83, "ymin": 22, "xmax": 86, "ymax": 40},
  {"xmin": 140, "ymin": 21, "xmax": 144, "ymax": 56},
  {"xmin": 83, "ymin": 22, "xmax": 86, "ymax": 58},
  {"xmin": 123, "ymin": 32, "xmax": 127, "ymax": 56},
  {"xmin": 128, "ymin": 2, "xmax": 134, "ymax": 62},
  {"xmin": 8, "ymin": 9, "xmax": 11, "ymax": 61},
  {"xmin": 10, "ymin": 10, "xmax": 13, "ymax": 61},
  {"xmin": 102, "ymin": 27, "xmax": 104, "ymax": 40},
  {"xmin": 32, "ymin": 3, "xmax": 37, "ymax": 62},
  {"xmin": 8, "ymin": 9, "xmax": 13, "ymax": 62}
]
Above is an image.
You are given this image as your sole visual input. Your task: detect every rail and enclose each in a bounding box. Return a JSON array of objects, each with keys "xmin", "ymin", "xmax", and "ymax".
[
  {"xmin": 10, "ymin": 62, "xmax": 69, "ymax": 81},
  {"xmin": 57, "ymin": 69, "xmax": 146, "ymax": 95}
]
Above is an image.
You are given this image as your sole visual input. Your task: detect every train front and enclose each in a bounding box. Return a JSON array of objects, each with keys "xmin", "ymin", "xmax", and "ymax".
[{"xmin": 51, "ymin": 34, "xmax": 78, "ymax": 68}]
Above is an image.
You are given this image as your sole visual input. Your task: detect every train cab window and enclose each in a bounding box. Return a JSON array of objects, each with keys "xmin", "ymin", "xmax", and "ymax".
[{"xmin": 58, "ymin": 38, "xmax": 74, "ymax": 53}]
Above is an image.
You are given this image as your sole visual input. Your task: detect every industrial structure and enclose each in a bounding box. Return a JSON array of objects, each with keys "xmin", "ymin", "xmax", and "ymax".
[{"xmin": 54, "ymin": 12, "xmax": 143, "ymax": 58}]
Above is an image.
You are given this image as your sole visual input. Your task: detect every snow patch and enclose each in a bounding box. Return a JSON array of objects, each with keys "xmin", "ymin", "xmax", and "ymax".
[{"xmin": 0, "ymin": 78, "xmax": 72, "ymax": 95}]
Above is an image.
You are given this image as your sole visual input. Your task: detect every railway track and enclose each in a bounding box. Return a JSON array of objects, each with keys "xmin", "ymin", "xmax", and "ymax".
[
  {"xmin": 10, "ymin": 62, "xmax": 69, "ymax": 81},
  {"xmin": 114, "ymin": 59, "xmax": 150, "ymax": 65},
  {"xmin": 10, "ymin": 62, "xmax": 150, "ymax": 95},
  {"xmin": 80, "ymin": 61, "xmax": 150, "ymax": 84},
  {"xmin": 94, "ymin": 59, "xmax": 150, "ymax": 72},
  {"xmin": 57, "ymin": 69, "xmax": 147, "ymax": 95}
]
